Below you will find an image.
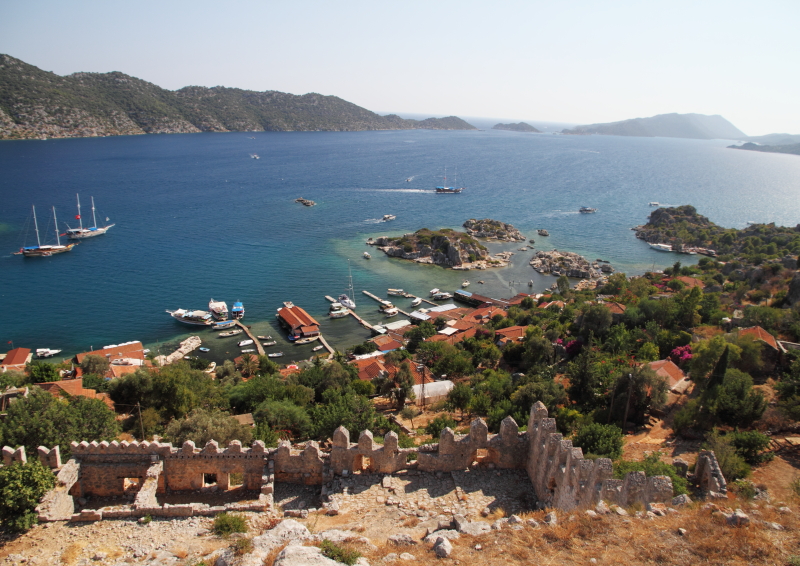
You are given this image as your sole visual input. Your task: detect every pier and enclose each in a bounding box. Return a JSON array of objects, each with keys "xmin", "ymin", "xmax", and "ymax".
[
  {"xmin": 361, "ymin": 290, "xmax": 412, "ymax": 318},
  {"xmin": 233, "ymin": 320, "xmax": 265, "ymax": 356},
  {"xmin": 317, "ymin": 334, "xmax": 335, "ymax": 358},
  {"xmin": 324, "ymin": 294, "xmax": 378, "ymax": 333}
]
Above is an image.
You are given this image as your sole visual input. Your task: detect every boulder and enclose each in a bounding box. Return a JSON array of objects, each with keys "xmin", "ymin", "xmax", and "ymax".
[
  {"xmin": 726, "ymin": 509, "xmax": 750, "ymax": 527},
  {"xmin": 273, "ymin": 545, "xmax": 341, "ymax": 566},
  {"xmin": 672, "ymin": 494, "xmax": 692, "ymax": 507},
  {"xmin": 251, "ymin": 519, "xmax": 311, "ymax": 554},
  {"xmin": 424, "ymin": 530, "xmax": 459, "ymax": 544},
  {"xmin": 433, "ymin": 537, "xmax": 453, "ymax": 558},
  {"xmin": 457, "ymin": 521, "xmax": 491, "ymax": 536},
  {"xmin": 388, "ymin": 534, "xmax": 416, "ymax": 546}
]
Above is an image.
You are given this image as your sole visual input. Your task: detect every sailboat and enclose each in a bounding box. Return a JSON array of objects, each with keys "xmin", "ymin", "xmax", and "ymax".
[
  {"xmin": 338, "ymin": 260, "xmax": 357, "ymax": 309},
  {"xmin": 435, "ymin": 166, "xmax": 464, "ymax": 194},
  {"xmin": 65, "ymin": 194, "xmax": 114, "ymax": 239},
  {"xmin": 16, "ymin": 205, "xmax": 77, "ymax": 257}
]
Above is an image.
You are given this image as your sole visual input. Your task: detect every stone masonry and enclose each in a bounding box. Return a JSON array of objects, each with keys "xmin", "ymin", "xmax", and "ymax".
[{"xmin": 1, "ymin": 403, "xmax": 727, "ymax": 522}]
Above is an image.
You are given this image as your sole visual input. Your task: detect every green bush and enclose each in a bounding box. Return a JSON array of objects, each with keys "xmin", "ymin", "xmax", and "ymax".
[
  {"xmin": 0, "ymin": 460, "xmax": 55, "ymax": 532},
  {"xmin": 572, "ymin": 423, "xmax": 624, "ymax": 459},
  {"xmin": 425, "ymin": 415, "xmax": 457, "ymax": 439},
  {"xmin": 320, "ymin": 540, "xmax": 361, "ymax": 566},
  {"xmin": 614, "ymin": 452, "xmax": 689, "ymax": 495},
  {"xmin": 729, "ymin": 430, "xmax": 773, "ymax": 465},
  {"xmin": 703, "ymin": 430, "xmax": 751, "ymax": 481},
  {"xmin": 212, "ymin": 512, "xmax": 248, "ymax": 536},
  {"xmin": 232, "ymin": 538, "xmax": 253, "ymax": 556},
  {"xmin": 731, "ymin": 479, "xmax": 757, "ymax": 499}
]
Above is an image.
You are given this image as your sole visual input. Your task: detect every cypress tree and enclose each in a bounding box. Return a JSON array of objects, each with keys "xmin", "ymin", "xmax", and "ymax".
[{"xmin": 708, "ymin": 345, "xmax": 730, "ymax": 389}]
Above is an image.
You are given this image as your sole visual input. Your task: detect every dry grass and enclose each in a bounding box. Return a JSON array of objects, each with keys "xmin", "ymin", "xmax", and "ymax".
[
  {"xmin": 262, "ymin": 541, "xmax": 289, "ymax": 566},
  {"xmin": 401, "ymin": 516, "xmax": 421, "ymax": 528},
  {"xmin": 60, "ymin": 542, "xmax": 86, "ymax": 565}
]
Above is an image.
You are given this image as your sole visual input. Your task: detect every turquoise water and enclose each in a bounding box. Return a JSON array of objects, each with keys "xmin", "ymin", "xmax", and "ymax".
[{"xmin": 1, "ymin": 130, "xmax": 799, "ymax": 362}]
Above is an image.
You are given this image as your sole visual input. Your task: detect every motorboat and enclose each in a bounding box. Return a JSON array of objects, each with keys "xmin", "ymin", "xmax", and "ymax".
[
  {"xmin": 203, "ymin": 362, "xmax": 217, "ymax": 374},
  {"xmin": 429, "ymin": 288, "xmax": 440, "ymax": 297},
  {"xmin": 167, "ymin": 309, "xmax": 215, "ymax": 326},
  {"xmin": 241, "ymin": 349, "xmax": 256, "ymax": 353},
  {"xmin": 208, "ymin": 299, "xmax": 229, "ymax": 320},
  {"xmin": 251, "ymin": 154, "xmax": 260, "ymax": 159},
  {"xmin": 268, "ymin": 352, "xmax": 284, "ymax": 358},
  {"xmin": 379, "ymin": 301, "xmax": 395, "ymax": 311},
  {"xmin": 411, "ymin": 297, "xmax": 422, "ymax": 307},
  {"xmin": 231, "ymin": 301, "xmax": 245, "ymax": 320},
  {"xmin": 330, "ymin": 302, "xmax": 349, "ymax": 318},
  {"xmin": 198, "ymin": 347, "xmax": 210, "ymax": 352},
  {"xmin": 382, "ymin": 214, "xmax": 397, "ymax": 221},
  {"xmin": 432, "ymin": 292, "xmax": 453, "ymax": 300},
  {"xmin": 387, "ymin": 288, "xmax": 405, "ymax": 296},
  {"xmin": 65, "ymin": 195, "xmax": 115, "ymax": 239},
  {"xmin": 36, "ymin": 348, "xmax": 62, "ymax": 358},
  {"xmin": 294, "ymin": 336, "xmax": 319, "ymax": 345},
  {"xmin": 213, "ymin": 320, "xmax": 237, "ymax": 330},
  {"xmin": 363, "ymin": 252, "xmax": 371, "ymax": 259},
  {"xmin": 238, "ymin": 339, "xmax": 254, "ymax": 347},
  {"xmin": 579, "ymin": 207, "xmax": 597, "ymax": 213},
  {"xmin": 649, "ymin": 243, "xmax": 673, "ymax": 252},
  {"xmin": 528, "ymin": 280, "xmax": 534, "ymax": 287},
  {"xmin": 384, "ymin": 307, "xmax": 399, "ymax": 317},
  {"xmin": 312, "ymin": 345, "xmax": 324, "ymax": 352},
  {"xmin": 461, "ymin": 280, "xmax": 470, "ymax": 288},
  {"xmin": 257, "ymin": 335, "xmax": 273, "ymax": 340},
  {"xmin": 649, "ymin": 202, "xmax": 660, "ymax": 206},
  {"xmin": 219, "ymin": 329, "xmax": 242, "ymax": 337},
  {"xmin": 262, "ymin": 341, "xmax": 277, "ymax": 347}
]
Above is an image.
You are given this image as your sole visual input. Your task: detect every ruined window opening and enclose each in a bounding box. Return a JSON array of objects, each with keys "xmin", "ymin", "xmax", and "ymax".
[
  {"xmin": 229, "ymin": 472, "xmax": 244, "ymax": 488},
  {"xmin": 353, "ymin": 455, "xmax": 371, "ymax": 473},
  {"xmin": 475, "ymin": 449, "xmax": 489, "ymax": 461},
  {"xmin": 203, "ymin": 473, "xmax": 218, "ymax": 487},
  {"xmin": 123, "ymin": 478, "xmax": 141, "ymax": 492}
]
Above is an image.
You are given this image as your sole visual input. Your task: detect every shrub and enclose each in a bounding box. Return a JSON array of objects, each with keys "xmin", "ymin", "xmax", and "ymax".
[
  {"xmin": 320, "ymin": 540, "xmax": 361, "ymax": 566},
  {"xmin": 614, "ymin": 452, "xmax": 689, "ymax": 495},
  {"xmin": 730, "ymin": 479, "xmax": 757, "ymax": 499},
  {"xmin": 0, "ymin": 460, "xmax": 55, "ymax": 532},
  {"xmin": 729, "ymin": 430, "xmax": 773, "ymax": 465},
  {"xmin": 572, "ymin": 423, "xmax": 623, "ymax": 459},
  {"xmin": 703, "ymin": 430, "xmax": 751, "ymax": 480},
  {"xmin": 232, "ymin": 538, "xmax": 253, "ymax": 556},
  {"xmin": 212, "ymin": 512, "xmax": 248, "ymax": 536},
  {"xmin": 425, "ymin": 415, "xmax": 457, "ymax": 439}
]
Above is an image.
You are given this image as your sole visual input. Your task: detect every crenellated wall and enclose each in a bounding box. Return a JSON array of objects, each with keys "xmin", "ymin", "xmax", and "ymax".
[{"xmin": 7, "ymin": 402, "xmax": 726, "ymax": 522}]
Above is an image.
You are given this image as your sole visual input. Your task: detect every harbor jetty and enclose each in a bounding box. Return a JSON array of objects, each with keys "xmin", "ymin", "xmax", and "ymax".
[
  {"xmin": 233, "ymin": 320, "xmax": 265, "ymax": 356},
  {"xmin": 362, "ymin": 290, "xmax": 412, "ymax": 318},
  {"xmin": 154, "ymin": 336, "xmax": 202, "ymax": 366},
  {"xmin": 324, "ymin": 295, "xmax": 377, "ymax": 333}
]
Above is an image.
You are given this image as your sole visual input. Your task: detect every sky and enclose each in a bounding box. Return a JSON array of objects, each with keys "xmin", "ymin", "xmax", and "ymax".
[{"xmin": 1, "ymin": 1, "xmax": 798, "ymax": 136}]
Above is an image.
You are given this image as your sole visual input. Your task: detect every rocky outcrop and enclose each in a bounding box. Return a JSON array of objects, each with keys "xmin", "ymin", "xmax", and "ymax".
[
  {"xmin": 530, "ymin": 250, "xmax": 603, "ymax": 279},
  {"xmin": 374, "ymin": 227, "xmax": 511, "ymax": 269},
  {"xmin": 463, "ymin": 219, "xmax": 525, "ymax": 242}
]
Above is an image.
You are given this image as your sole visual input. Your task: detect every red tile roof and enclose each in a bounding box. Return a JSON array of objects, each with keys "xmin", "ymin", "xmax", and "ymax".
[
  {"xmin": 276, "ymin": 305, "xmax": 319, "ymax": 332},
  {"xmin": 468, "ymin": 306, "xmax": 507, "ymax": 321},
  {"xmin": 606, "ymin": 302, "xmax": 627, "ymax": 315},
  {"xmin": 75, "ymin": 342, "xmax": 145, "ymax": 364},
  {"xmin": 371, "ymin": 334, "xmax": 403, "ymax": 351},
  {"xmin": 647, "ymin": 359, "xmax": 686, "ymax": 388},
  {"xmin": 739, "ymin": 326, "xmax": 779, "ymax": 351},
  {"xmin": 351, "ymin": 356, "xmax": 387, "ymax": 381},
  {"xmin": 677, "ymin": 276, "xmax": 705, "ymax": 289},
  {"xmin": 495, "ymin": 326, "xmax": 529, "ymax": 340},
  {"xmin": 1, "ymin": 347, "xmax": 31, "ymax": 368},
  {"xmin": 37, "ymin": 378, "xmax": 115, "ymax": 409},
  {"xmin": 387, "ymin": 362, "xmax": 434, "ymax": 386}
]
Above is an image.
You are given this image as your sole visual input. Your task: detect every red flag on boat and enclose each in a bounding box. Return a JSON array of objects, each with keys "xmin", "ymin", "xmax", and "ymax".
[{"xmin": 75, "ymin": 214, "xmax": 81, "ymax": 219}]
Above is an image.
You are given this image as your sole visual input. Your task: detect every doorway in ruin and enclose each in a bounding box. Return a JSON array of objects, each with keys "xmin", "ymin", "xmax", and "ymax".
[
  {"xmin": 353, "ymin": 455, "xmax": 371, "ymax": 473},
  {"xmin": 203, "ymin": 473, "xmax": 218, "ymax": 488},
  {"xmin": 123, "ymin": 477, "xmax": 141, "ymax": 493},
  {"xmin": 229, "ymin": 472, "xmax": 244, "ymax": 489}
]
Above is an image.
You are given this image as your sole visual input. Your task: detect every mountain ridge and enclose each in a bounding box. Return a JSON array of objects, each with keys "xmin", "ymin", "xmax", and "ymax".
[
  {"xmin": 0, "ymin": 54, "xmax": 476, "ymax": 139},
  {"xmin": 561, "ymin": 112, "xmax": 746, "ymax": 140}
]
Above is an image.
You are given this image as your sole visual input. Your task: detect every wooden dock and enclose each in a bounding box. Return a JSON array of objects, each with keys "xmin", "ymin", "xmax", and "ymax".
[
  {"xmin": 317, "ymin": 334, "xmax": 335, "ymax": 358},
  {"xmin": 233, "ymin": 320, "xmax": 265, "ymax": 356},
  {"xmin": 325, "ymin": 293, "xmax": 378, "ymax": 332},
  {"xmin": 361, "ymin": 290, "xmax": 412, "ymax": 318}
]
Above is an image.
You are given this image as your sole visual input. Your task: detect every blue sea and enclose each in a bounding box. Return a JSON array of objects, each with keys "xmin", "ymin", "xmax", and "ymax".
[{"xmin": 2, "ymin": 130, "xmax": 799, "ymax": 363}]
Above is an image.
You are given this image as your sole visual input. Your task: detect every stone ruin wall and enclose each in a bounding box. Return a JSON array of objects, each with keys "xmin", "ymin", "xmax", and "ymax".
[{"xmin": 0, "ymin": 403, "xmax": 727, "ymax": 523}]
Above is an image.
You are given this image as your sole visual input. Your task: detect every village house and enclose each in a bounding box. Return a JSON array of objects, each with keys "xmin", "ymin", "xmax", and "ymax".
[
  {"xmin": 647, "ymin": 358, "xmax": 690, "ymax": 394},
  {"xmin": 0, "ymin": 347, "xmax": 32, "ymax": 372},
  {"xmin": 37, "ymin": 377, "xmax": 115, "ymax": 409},
  {"xmin": 495, "ymin": 325, "xmax": 530, "ymax": 347},
  {"xmin": 737, "ymin": 325, "xmax": 784, "ymax": 373}
]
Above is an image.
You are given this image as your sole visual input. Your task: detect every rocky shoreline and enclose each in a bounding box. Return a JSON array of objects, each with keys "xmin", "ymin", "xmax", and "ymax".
[{"xmin": 529, "ymin": 249, "xmax": 614, "ymax": 279}]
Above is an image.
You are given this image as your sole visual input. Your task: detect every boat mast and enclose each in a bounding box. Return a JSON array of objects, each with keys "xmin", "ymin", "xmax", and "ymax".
[
  {"xmin": 348, "ymin": 259, "xmax": 354, "ymax": 295},
  {"xmin": 53, "ymin": 206, "xmax": 61, "ymax": 246},
  {"xmin": 91, "ymin": 196, "xmax": 98, "ymax": 229},
  {"xmin": 32, "ymin": 205, "xmax": 41, "ymax": 248},
  {"xmin": 76, "ymin": 194, "xmax": 83, "ymax": 230}
]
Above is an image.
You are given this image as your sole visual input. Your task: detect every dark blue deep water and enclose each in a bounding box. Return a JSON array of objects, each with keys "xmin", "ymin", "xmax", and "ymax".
[{"xmin": 2, "ymin": 130, "xmax": 799, "ymax": 361}]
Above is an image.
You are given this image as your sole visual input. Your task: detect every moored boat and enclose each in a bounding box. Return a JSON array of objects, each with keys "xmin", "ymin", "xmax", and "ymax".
[
  {"xmin": 167, "ymin": 309, "xmax": 214, "ymax": 326},
  {"xmin": 649, "ymin": 243, "xmax": 673, "ymax": 252},
  {"xmin": 312, "ymin": 345, "xmax": 324, "ymax": 352},
  {"xmin": 262, "ymin": 341, "xmax": 277, "ymax": 347},
  {"xmin": 338, "ymin": 260, "xmax": 357, "ymax": 309},
  {"xmin": 238, "ymin": 339, "xmax": 254, "ymax": 347},
  {"xmin": 429, "ymin": 288, "xmax": 440, "ymax": 297},
  {"xmin": 384, "ymin": 307, "xmax": 399, "ymax": 317},
  {"xmin": 198, "ymin": 347, "xmax": 210, "ymax": 352},
  {"xmin": 218, "ymin": 329, "xmax": 243, "ymax": 337},
  {"xmin": 16, "ymin": 205, "xmax": 77, "ymax": 257},
  {"xmin": 411, "ymin": 297, "xmax": 422, "ymax": 307},
  {"xmin": 363, "ymin": 252, "xmax": 371, "ymax": 259},
  {"xmin": 213, "ymin": 320, "xmax": 237, "ymax": 330},
  {"xmin": 209, "ymin": 299, "xmax": 229, "ymax": 320},
  {"xmin": 241, "ymin": 348, "xmax": 256, "ymax": 353},
  {"xmin": 36, "ymin": 348, "xmax": 62, "ymax": 358},
  {"xmin": 294, "ymin": 336, "xmax": 319, "ymax": 345},
  {"xmin": 330, "ymin": 302, "xmax": 349, "ymax": 318},
  {"xmin": 231, "ymin": 301, "xmax": 245, "ymax": 319},
  {"xmin": 432, "ymin": 292, "xmax": 453, "ymax": 300},
  {"xmin": 387, "ymin": 288, "xmax": 405, "ymax": 296},
  {"xmin": 461, "ymin": 280, "xmax": 470, "ymax": 288},
  {"xmin": 257, "ymin": 335, "xmax": 272, "ymax": 340},
  {"xmin": 268, "ymin": 352, "xmax": 284, "ymax": 358}
]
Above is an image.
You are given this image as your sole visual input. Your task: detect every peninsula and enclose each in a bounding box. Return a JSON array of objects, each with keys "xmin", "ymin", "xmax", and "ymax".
[
  {"xmin": 492, "ymin": 122, "xmax": 541, "ymax": 133},
  {"xmin": 729, "ymin": 142, "xmax": 800, "ymax": 157},
  {"xmin": 562, "ymin": 113, "xmax": 745, "ymax": 140},
  {"xmin": 0, "ymin": 54, "xmax": 476, "ymax": 140},
  {"xmin": 370, "ymin": 219, "xmax": 526, "ymax": 269}
]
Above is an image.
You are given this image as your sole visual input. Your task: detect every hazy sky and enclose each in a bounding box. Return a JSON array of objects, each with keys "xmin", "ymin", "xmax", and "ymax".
[{"xmin": 1, "ymin": 1, "xmax": 797, "ymax": 135}]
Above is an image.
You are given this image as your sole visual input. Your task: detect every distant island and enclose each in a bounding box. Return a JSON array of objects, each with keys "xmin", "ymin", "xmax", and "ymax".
[
  {"xmin": 492, "ymin": 122, "xmax": 541, "ymax": 133},
  {"xmin": 728, "ymin": 142, "xmax": 800, "ymax": 156},
  {"xmin": 0, "ymin": 54, "xmax": 476, "ymax": 140},
  {"xmin": 369, "ymin": 219, "xmax": 525, "ymax": 269},
  {"xmin": 562, "ymin": 113, "xmax": 746, "ymax": 140}
]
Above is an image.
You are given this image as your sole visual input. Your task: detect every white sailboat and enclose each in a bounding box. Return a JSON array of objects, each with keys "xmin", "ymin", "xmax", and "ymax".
[
  {"xmin": 338, "ymin": 260, "xmax": 357, "ymax": 309},
  {"xmin": 65, "ymin": 195, "xmax": 114, "ymax": 239},
  {"xmin": 16, "ymin": 205, "xmax": 77, "ymax": 257}
]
